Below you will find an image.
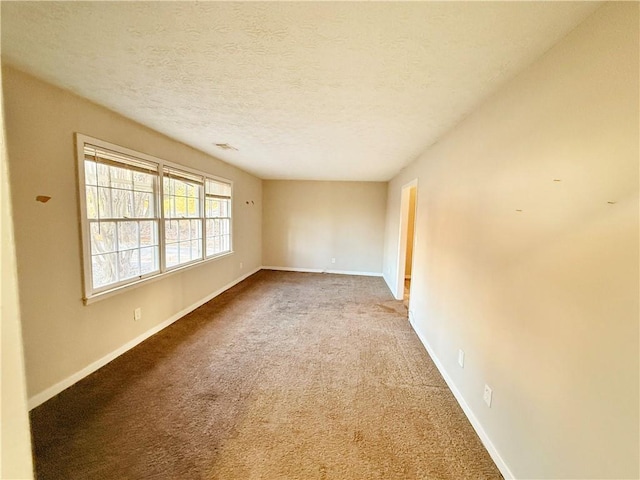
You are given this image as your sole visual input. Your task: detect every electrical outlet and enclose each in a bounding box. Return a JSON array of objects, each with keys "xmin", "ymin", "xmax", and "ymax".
[
  {"xmin": 458, "ymin": 349, "xmax": 465, "ymax": 368},
  {"xmin": 239, "ymin": 262, "xmax": 243, "ymax": 269},
  {"xmin": 134, "ymin": 308, "xmax": 142, "ymax": 321},
  {"xmin": 483, "ymin": 384, "xmax": 493, "ymax": 407},
  {"xmin": 331, "ymin": 258, "xmax": 336, "ymax": 264}
]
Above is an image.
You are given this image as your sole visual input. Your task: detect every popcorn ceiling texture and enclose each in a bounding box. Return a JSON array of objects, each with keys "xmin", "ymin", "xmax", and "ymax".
[{"xmin": 2, "ymin": 2, "xmax": 598, "ymax": 181}]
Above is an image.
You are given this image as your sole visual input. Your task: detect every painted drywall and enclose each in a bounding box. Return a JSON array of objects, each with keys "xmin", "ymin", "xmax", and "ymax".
[
  {"xmin": 1, "ymin": 66, "xmax": 34, "ymax": 479},
  {"xmin": 383, "ymin": 3, "xmax": 639, "ymax": 479},
  {"xmin": 2, "ymin": 66, "xmax": 263, "ymax": 402},
  {"xmin": 263, "ymin": 180, "xmax": 386, "ymax": 274},
  {"xmin": 404, "ymin": 187, "xmax": 416, "ymax": 277}
]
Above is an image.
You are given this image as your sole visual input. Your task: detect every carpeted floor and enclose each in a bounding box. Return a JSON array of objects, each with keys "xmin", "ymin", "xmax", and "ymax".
[{"xmin": 30, "ymin": 270, "xmax": 502, "ymax": 479}]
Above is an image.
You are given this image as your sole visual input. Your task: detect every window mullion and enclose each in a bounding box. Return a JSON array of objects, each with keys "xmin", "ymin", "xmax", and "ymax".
[
  {"xmin": 158, "ymin": 163, "xmax": 167, "ymax": 274},
  {"xmin": 114, "ymin": 216, "xmax": 120, "ymax": 284}
]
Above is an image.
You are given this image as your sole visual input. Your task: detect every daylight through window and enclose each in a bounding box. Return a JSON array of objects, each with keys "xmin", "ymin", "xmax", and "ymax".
[{"xmin": 78, "ymin": 135, "xmax": 233, "ymax": 302}]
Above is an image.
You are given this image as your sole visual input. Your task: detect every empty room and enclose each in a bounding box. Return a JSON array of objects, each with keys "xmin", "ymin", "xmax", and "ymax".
[{"xmin": 1, "ymin": 2, "xmax": 638, "ymax": 479}]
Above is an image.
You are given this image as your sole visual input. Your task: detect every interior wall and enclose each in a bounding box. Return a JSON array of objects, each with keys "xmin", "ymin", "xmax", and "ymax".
[
  {"xmin": 383, "ymin": 3, "xmax": 638, "ymax": 479},
  {"xmin": 1, "ymin": 65, "xmax": 34, "ymax": 480},
  {"xmin": 2, "ymin": 66, "xmax": 263, "ymax": 402},
  {"xmin": 263, "ymin": 180, "xmax": 386, "ymax": 274}
]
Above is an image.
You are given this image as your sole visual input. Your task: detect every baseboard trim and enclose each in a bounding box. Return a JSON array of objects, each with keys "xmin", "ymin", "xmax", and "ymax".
[
  {"xmin": 262, "ymin": 266, "xmax": 323, "ymax": 273},
  {"xmin": 326, "ymin": 269, "xmax": 382, "ymax": 277},
  {"xmin": 262, "ymin": 266, "xmax": 382, "ymax": 277},
  {"xmin": 28, "ymin": 267, "xmax": 261, "ymax": 410},
  {"xmin": 408, "ymin": 313, "xmax": 516, "ymax": 480}
]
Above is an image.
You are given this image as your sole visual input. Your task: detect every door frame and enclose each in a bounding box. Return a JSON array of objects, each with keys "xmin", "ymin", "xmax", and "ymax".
[{"xmin": 395, "ymin": 179, "xmax": 418, "ymax": 300}]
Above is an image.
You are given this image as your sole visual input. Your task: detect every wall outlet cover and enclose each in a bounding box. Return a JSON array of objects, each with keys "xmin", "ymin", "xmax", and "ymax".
[
  {"xmin": 458, "ymin": 349, "xmax": 465, "ymax": 368},
  {"xmin": 483, "ymin": 384, "xmax": 493, "ymax": 407}
]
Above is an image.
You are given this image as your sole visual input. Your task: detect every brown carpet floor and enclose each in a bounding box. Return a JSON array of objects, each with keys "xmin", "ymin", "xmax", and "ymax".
[{"xmin": 30, "ymin": 270, "xmax": 502, "ymax": 480}]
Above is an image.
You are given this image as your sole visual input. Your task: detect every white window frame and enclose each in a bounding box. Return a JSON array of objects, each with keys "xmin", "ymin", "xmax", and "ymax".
[
  {"xmin": 162, "ymin": 166, "xmax": 206, "ymax": 270},
  {"xmin": 76, "ymin": 133, "xmax": 233, "ymax": 304},
  {"xmin": 205, "ymin": 178, "xmax": 233, "ymax": 258}
]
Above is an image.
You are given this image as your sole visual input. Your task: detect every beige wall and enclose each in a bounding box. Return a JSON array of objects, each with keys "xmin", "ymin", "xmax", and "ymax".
[
  {"xmin": 263, "ymin": 180, "xmax": 386, "ymax": 274},
  {"xmin": 3, "ymin": 67, "xmax": 263, "ymax": 402},
  {"xmin": 383, "ymin": 3, "xmax": 638, "ymax": 479},
  {"xmin": 1, "ymin": 66, "xmax": 34, "ymax": 479}
]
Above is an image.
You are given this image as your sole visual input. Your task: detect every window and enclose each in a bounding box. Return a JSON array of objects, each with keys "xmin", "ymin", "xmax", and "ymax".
[
  {"xmin": 77, "ymin": 134, "xmax": 232, "ymax": 302},
  {"xmin": 205, "ymin": 179, "xmax": 232, "ymax": 257},
  {"xmin": 163, "ymin": 167, "xmax": 204, "ymax": 268}
]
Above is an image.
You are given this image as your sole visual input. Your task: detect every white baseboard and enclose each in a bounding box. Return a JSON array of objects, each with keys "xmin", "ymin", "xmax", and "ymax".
[
  {"xmin": 262, "ymin": 266, "xmax": 382, "ymax": 277},
  {"xmin": 408, "ymin": 313, "xmax": 516, "ymax": 480},
  {"xmin": 262, "ymin": 266, "xmax": 323, "ymax": 273},
  {"xmin": 28, "ymin": 267, "xmax": 261, "ymax": 410},
  {"xmin": 326, "ymin": 269, "xmax": 382, "ymax": 277}
]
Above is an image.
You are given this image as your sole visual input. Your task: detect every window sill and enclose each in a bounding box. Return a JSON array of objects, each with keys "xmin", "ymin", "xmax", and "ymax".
[{"xmin": 83, "ymin": 251, "xmax": 234, "ymax": 305}]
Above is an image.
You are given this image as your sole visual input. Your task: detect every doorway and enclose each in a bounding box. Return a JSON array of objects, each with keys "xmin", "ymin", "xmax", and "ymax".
[{"xmin": 396, "ymin": 180, "xmax": 417, "ymax": 309}]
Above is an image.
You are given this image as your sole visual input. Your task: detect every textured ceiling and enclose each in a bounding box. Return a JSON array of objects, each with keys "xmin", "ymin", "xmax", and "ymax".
[{"xmin": 1, "ymin": 2, "xmax": 600, "ymax": 181}]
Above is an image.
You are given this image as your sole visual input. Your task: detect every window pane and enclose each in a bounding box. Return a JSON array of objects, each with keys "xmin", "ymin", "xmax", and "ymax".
[
  {"xmin": 92, "ymin": 253, "xmax": 117, "ymax": 288},
  {"xmin": 220, "ymin": 199, "xmax": 229, "ymax": 217},
  {"xmin": 118, "ymin": 249, "xmax": 140, "ymax": 280},
  {"xmin": 211, "ymin": 219, "xmax": 220, "ymax": 236},
  {"xmin": 222, "ymin": 235, "xmax": 230, "ymax": 252},
  {"xmin": 166, "ymin": 243, "xmax": 179, "ymax": 268},
  {"xmin": 165, "ymin": 220, "xmax": 179, "ymax": 243},
  {"xmin": 90, "ymin": 222, "xmax": 116, "ymax": 254},
  {"xmin": 163, "ymin": 177, "xmax": 200, "ymax": 218},
  {"xmin": 133, "ymin": 171, "xmax": 154, "ymax": 193},
  {"xmin": 206, "ymin": 237, "xmax": 215, "ymax": 256},
  {"xmin": 205, "ymin": 197, "xmax": 231, "ymax": 219},
  {"xmin": 163, "ymin": 197, "xmax": 173, "ymax": 218},
  {"xmin": 111, "ymin": 189, "xmax": 134, "ymax": 218},
  {"xmin": 191, "ymin": 239, "xmax": 202, "ymax": 260},
  {"xmin": 206, "ymin": 179, "xmax": 231, "ymax": 197},
  {"xmin": 179, "ymin": 219, "xmax": 190, "ymax": 241},
  {"xmin": 118, "ymin": 221, "xmax": 139, "ymax": 250},
  {"xmin": 187, "ymin": 197, "xmax": 198, "ymax": 217},
  {"xmin": 133, "ymin": 191, "xmax": 154, "ymax": 218},
  {"xmin": 140, "ymin": 246, "xmax": 159, "ymax": 275},
  {"xmin": 97, "ymin": 163, "xmax": 110, "ymax": 187},
  {"xmin": 213, "ymin": 200, "xmax": 222, "ymax": 217},
  {"xmin": 174, "ymin": 180, "xmax": 185, "ymax": 196},
  {"xmin": 140, "ymin": 221, "xmax": 158, "ymax": 247},
  {"xmin": 98, "ymin": 187, "xmax": 112, "ymax": 218},
  {"xmin": 221, "ymin": 219, "xmax": 230, "ymax": 235},
  {"xmin": 179, "ymin": 242, "xmax": 192, "ymax": 263},
  {"xmin": 85, "ymin": 161, "xmax": 97, "ymax": 186},
  {"xmin": 110, "ymin": 165, "xmax": 132, "ymax": 189},
  {"xmin": 190, "ymin": 219, "xmax": 201, "ymax": 240},
  {"xmin": 175, "ymin": 195, "xmax": 187, "ymax": 217},
  {"xmin": 86, "ymin": 186, "xmax": 98, "ymax": 219}
]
